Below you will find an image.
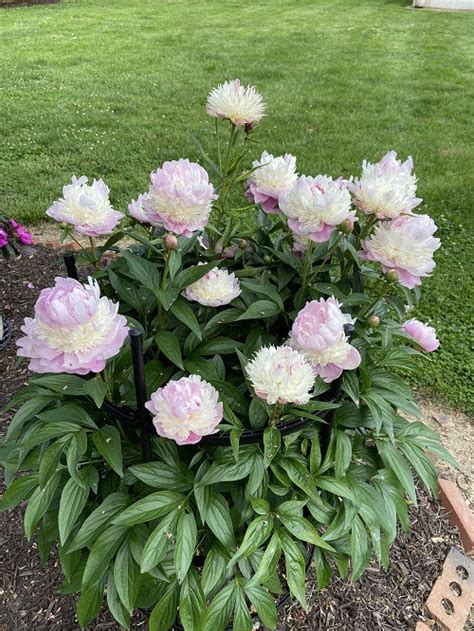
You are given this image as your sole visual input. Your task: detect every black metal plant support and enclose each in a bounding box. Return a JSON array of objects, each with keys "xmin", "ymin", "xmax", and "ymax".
[
  {"xmin": 129, "ymin": 328, "xmax": 152, "ymax": 462},
  {"xmin": 63, "ymin": 251, "xmax": 79, "ymax": 280}
]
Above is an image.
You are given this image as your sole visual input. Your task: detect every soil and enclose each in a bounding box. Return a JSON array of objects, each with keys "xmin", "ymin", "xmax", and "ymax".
[{"xmin": 0, "ymin": 246, "xmax": 473, "ymax": 630}]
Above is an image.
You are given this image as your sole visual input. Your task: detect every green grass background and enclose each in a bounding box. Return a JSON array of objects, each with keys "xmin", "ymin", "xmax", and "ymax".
[{"xmin": 0, "ymin": 0, "xmax": 473, "ymax": 412}]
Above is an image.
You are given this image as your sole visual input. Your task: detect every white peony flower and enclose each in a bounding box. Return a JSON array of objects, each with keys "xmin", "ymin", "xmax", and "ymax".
[
  {"xmin": 206, "ymin": 79, "xmax": 265, "ymax": 126},
  {"xmin": 280, "ymin": 175, "xmax": 353, "ymax": 243},
  {"xmin": 182, "ymin": 267, "xmax": 241, "ymax": 307},
  {"xmin": 246, "ymin": 345, "xmax": 315, "ymax": 405},
  {"xmin": 46, "ymin": 176, "xmax": 124, "ymax": 237},
  {"xmin": 350, "ymin": 151, "xmax": 422, "ymax": 219},
  {"xmin": 246, "ymin": 151, "xmax": 297, "ymax": 213}
]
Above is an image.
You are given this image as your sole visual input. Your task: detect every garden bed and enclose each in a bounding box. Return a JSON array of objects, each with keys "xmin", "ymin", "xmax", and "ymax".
[{"xmin": 0, "ymin": 246, "xmax": 470, "ymax": 629}]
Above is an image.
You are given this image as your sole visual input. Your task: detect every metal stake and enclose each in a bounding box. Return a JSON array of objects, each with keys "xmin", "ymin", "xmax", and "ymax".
[
  {"xmin": 129, "ymin": 329, "xmax": 152, "ymax": 461},
  {"xmin": 64, "ymin": 251, "xmax": 78, "ymax": 280}
]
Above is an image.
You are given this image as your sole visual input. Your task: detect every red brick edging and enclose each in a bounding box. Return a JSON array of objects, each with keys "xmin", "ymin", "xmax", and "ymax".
[{"xmin": 439, "ymin": 479, "xmax": 474, "ymax": 557}]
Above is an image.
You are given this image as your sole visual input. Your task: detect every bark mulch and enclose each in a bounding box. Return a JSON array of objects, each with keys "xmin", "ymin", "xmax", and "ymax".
[{"xmin": 0, "ymin": 247, "xmax": 469, "ymax": 630}]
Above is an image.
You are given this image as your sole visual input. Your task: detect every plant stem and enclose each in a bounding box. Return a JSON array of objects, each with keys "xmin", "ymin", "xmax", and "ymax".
[
  {"xmin": 270, "ymin": 404, "xmax": 283, "ymax": 426},
  {"xmin": 88, "ymin": 236, "xmax": 100, "ymax": 269},
  {"xmin": 358, "ymin": 215, "xmax": 377, "ymax": 241}
]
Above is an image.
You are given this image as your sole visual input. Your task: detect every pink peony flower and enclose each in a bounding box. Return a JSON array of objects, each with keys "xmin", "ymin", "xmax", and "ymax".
[
  {"xmin": 0, "ymin": 228, "xmax": 8, "ymax": 247},
  {"xmin": 183, "ymin": 267, "xmax": 241, "ymax": 307},
  {"xmin": 46, "ymin": 176, "xmax": 124, "ymax": 237},
  {"xmin": 10, "ymin": 219, "xmax": 33, "ymax": 245},
  {"xmin": 360, "ymin": 214, "xmax": 440, "ymax": 288},
  {"xmin": 144, "ymin": 159, "xmax": 217, "ymax": 238},
  {"xmin": 401, "ymin": 319, "xmax": 439, "ymax": 352},
  {"xmin": 128, "ymin": 193, "xmax": 151, "ymax": 223},
  {"xmin": 246, "ymin": 151, "xmax": 297, "ymax": 214},
  {"xmin": 145, "ymin": 375, "xmax": 223, "ymax": 445},
  {"xmin": 350, "ymin": 151, "xmax": 422, "ymax": 219},
  {"xmin": 280, "ymin": 175, "xmax": 353, "ymax": 243},
  {"xmin": 17, "ymin": 277, "xmax": 128, "ymax": 375},
  {"xmin": 289, "ymin": 297, "xmax": 361, "ymax": 383},
  {"xmin": 206, "ymin": 79, "xmax": 265, "ymax": 126},
  {"xmin": 246, "ymin": 345, "xmax": 315, "ymax": 405}
]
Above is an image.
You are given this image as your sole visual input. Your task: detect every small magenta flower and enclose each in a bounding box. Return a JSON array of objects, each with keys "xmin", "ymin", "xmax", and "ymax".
[
  {"xmin": 246, "ymin": 151, "xmax": 297, "ymax": 213},
  {"xmin": 350, "ymin": 151, "xmax": 422, "ymax": 219},
  {"xmin": 206, "ymin": 79, "xmax": 265, "ymax": 126},
  {"xmin": 128, "ymin": 193, "xmax": 151, "ymax": 223},
  {"xmin": 183, "ymin": 267, "xmax": 241, "ymax": 307},
  {"xmin": 246, "ymin": 345, "xmax": 315, "ymax": 405},
  {"xmin": 280, "ymin": 175, "xmax": 353, "ymax": 243},
  {"xmin": 145, "ymin": 375, "xmax": 223, "ymax": 445},
  {"xmin": 289, "ymin": 297, "xmax": 361, "ymax": 383},
  {"xmin": 144, "ymin": 159, "xmax": 217, "ymax": 237},
  {"xmin": 361, "ymin": 214, "xmax": 440, "ymax": 288},
  {"xmin": 46, "ymin": 176, "xmax": 124, "ymax": 236},
  {"xmin": 17, "ymin": 277, "xmax": 128, "ymax": 374},
  {"xmin": 10, "ymin": 219, "xmax": 33, "ymax": 245},
  {"xmin": 0, "ymin": 228, "xmax": 8, "ymax": 247},
  {"xmin": 401, "ymin": 319, "xmax": 439, "ymax": 352}
]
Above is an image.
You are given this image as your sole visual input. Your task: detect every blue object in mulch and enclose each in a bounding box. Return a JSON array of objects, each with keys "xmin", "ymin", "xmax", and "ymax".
[{"xmin": 0, "ymin": 317, "xmax": 12, "ymax": 351}]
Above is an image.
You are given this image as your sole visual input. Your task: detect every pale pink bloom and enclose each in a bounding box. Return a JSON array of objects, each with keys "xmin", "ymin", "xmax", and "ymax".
[
  {"xmin": 246, "ymin": 345, "xmax": 315, "ymax": 405},
  {"xmin": 246, "ymin": 151, "xmax": 297, "ymax": 213},
  {"xmin": 289, "ymin": 297, "xmax": 360, "ymax": 383},
  {"xmin": 128, "ymin": 193, "xmax": 151, "ymax": 223},
  {"xmin": 46, "ymin": 176, "xmax": 124, "ymax": 237},
  {"xmin": 183, "ymin": 267, "xmax": 241, "ymax": 307},
  {"xmin": 361, "ymin": 214, "xmax": 440, "ymax": 288},
  {"xmin": 145, "ymin": 375, "xmax": 223, "ymax": 445},
  {"xmin": 0, "ymin": 228, "xmax": 8, "ymax": 247},
  {"xmin": 144, "ymin": 159, "xmax": 217, "ymax": 237},
  {"xmin": 280, "ymin": 175, "xmax": 352, "ymax": 243},
  {"xmin": 350, "ymin": 151, "xmax": 422, "ymax": 219},
  {"xmin": 206, "ymin": 79, "xmax": 265, "ymax": 126},
  {"xmin": 17, "ymin": 277, "xmax": 128, "ymax": 374},
  {"xmin": 401, "ymin": 319, "xmax": 439, "ymax": 352}
]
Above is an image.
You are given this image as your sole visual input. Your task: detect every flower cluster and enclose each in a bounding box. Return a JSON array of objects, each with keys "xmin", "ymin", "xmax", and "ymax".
[
  {"xmin": 289, "ymin": 297, "xmax": 361, "ymax": 382},
  {"xmin": 17, "ymin": 277, "xmax": 128, "ymax": 374},
  {"xmin": 0, "ymin": 216, "xmax": 33, "ymax": 250}
]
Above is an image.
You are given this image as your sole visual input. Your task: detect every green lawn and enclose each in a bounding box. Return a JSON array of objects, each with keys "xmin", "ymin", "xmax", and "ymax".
[{"xmin": 0, "ymin": 0, "xmax": 473, "ymax": 412}]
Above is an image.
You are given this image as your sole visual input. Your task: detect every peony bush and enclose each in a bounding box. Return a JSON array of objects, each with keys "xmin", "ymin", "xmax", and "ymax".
[{"xmin": 0, "ymin": 80, "xmax": 455, "ymax": 631}]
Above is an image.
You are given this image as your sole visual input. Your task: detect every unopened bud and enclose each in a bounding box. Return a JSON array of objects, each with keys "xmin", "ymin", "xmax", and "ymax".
[
  {"xmin": 263, "ymin": 255, "xmax": 273, "ymax": 265},
  {"xmin": 368, "ymin": 315, "xmax": 380, "ymax": 328},
  {"xmin": 385, "ymin": 269, "xmax": 400, "ymax": 283},
  {"xmin": 340, "ymin": 218, "xmax": 354, "ymax": 234},
  {"xmin": 238, "ymin": 239, "xmax": 248, "ymax": 249},
  {"xmin": 164, "ymin": 234, "xmax": 178, "ymax": 250}
]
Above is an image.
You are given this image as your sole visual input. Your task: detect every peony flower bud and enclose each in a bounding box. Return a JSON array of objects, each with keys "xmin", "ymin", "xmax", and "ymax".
[
  {"xmin": 263, "ymin": 255, "xmax": 273, "ymax": 264},
  {"xmin": 368, "ymin": 315, "xmax": 380, "ymax": 328},
  {"xmin": 339, "ymin": 217, "xmax": 354, "ymax": 234},
  {"xmin": 385, "ymin": 269, "xmax": 400, "ymax": 283},
  {"xmin": 164, "ymin": 234, "xmax": 178, "ymax": 250}
]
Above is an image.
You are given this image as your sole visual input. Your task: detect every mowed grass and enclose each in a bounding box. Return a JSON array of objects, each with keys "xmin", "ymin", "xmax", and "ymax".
[{"xmin": 0, "ymin": 0, "xmax": 473, "ymax": 412}]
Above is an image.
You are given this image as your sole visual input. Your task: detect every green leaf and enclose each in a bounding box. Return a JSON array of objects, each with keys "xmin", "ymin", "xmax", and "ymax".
[
  {"xmin": 154, "ymin": 286, "xmax": 181, "ymax": 311},
  {"xmin": 0, "ymin": 474, "xmax": 37, "ymax": 512},
  {"xmin": 228, "ymin": 515, "xmax": 273, "ymax": 566},
  {"xmin": 82, "ymin": 524, "xmax": 128, "ymax": 587},
  {"xmin": 58, "ymin": 473, "xmax": 91, "ymax": 545},
  {"xmin": 202, "ymin": 545, "xmax": 228, "ymax": 596},
  {"xmin": 84, "ymin": 376, "xmax": 108, "ymax": 408},
  {"xmin": 250, "ymin": 497, "xmax": 270, "ymax": 515},
  {"xmin": 203, "ymin": 581, "xmax": 235, "ymax": 631},
  {"xmin": 279, "ymin": 531, "xmax": 307, "ymax": 610},
  {"xmin": 114, "ymin": 539, "xmax": 139, "ymax": 612},
  {"xmin": 30, "ymin": 374, "xmax": 87, "ymax": 396},
  {"xmin": 204, "ymin": 491, "xmax": 235, "ymax": 548},
  {"xmin": 149, "ymin": 579, "xmax": 179, "ymax": 631},
  {"xmin": 77, "ymin": 576, "xmax": 105, "ymax": 629},
  {"xmin": 113, "ymin": 490, "xmax": 183, "ymax": 526},
  {"xmin": 24, "ymin": 470, "xmax": 62, "ymax": 540},
  {"xmin": 263, "ymin": 427, "xmax": 281, "ymax": 467},
  {"xmin": 92, "ymin": 426, "xmax": 123, "ymax": 476},
  {"xmin": 248, "ymin": 397, "xmax": 268, "ymax": 429},
  {"xmin": 6, "ymin": 396, "xmax": 51, "ymax": 441},
  {"xmin": 199, "ymin": 452, "xmax": 255, "ymax": 486},
  {"xmin": 277, "ymin": 511, "xmax": 334, "ymax": 552},
  {"xmin": 170, "ymin": 296, "xmax": 202, "ymax": 340},
  {"xmin": 69, "ymin": 493, "xmax": 129, "ymax": 552},
  {"xmin": 107, "ymin": 569, "xmax": 131, "ymax": 630},
  {"xmin": 247, "ymin": 533, "xmax": 281, "ymax": 587},
  {"xmin": 313, "ymin": 547, "xmax": 332, "ymax": 589},
  {"xmin": 140, "ymin": 510, "xmax": 178, "ymax": 573},
  {"xmin": 129, "ymin": 461, "xmax": 193, "ymax": 492},
  {"xmin": 233, "ymin": 587, "xmax": 252, "ymax": 631},
  {"xmin": 174, "ymin": 261, "xmax": 218, "ymax": 290},
  {"xmin": 175, "ymin": 511, "xmax": 197, "ymax": 583},
  {"xmin": 179, "ymin": 567, "xmax": 206, "ymax": 631},
  {"xmin": 334, "ymin": 430, "xmax": 352, "ymax": 478},
  {"xmin": 122, "ymin": 249, "xmax": 160, "ymax": 290},
  {"xmin": 236, "ymin": 300, "xmax": 281, "ymax": 321},
  {"xmin": 155, "ymin": 330, "xmax": 184, "ymax": 369},
  {"xmin": 351, "ymin": 516, "xmax": 370, "ymax": 581},
  {"xmin": 38, "ymin": 403, "xmax": 97, "ymax": 429},
  {"xmin": 244, "ymin": 584, "xmax": 278, "ymax": 629},
  {"xmin": 376, "ymin": 440, "xmax": 417, "ymax": 504},
  {"xmin": 39, "ymin": 439, "xmax": 68, "ymax": 489},
  {"xmin": 168, "ymin": 249, "xmax": 182, "ymax": 280},
  {"xmin": 194, "ymin": 336, "xmax": 243, "ymax": 356},
  {"xmin": 66, "ymin": 431, "xmax": 87, "ymax": 488}
]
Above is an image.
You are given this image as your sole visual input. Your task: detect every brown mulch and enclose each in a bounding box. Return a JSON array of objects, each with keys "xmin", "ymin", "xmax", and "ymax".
[{"xmin": 0, "ymin": 247, "xmax": 470, "ymax": 630}]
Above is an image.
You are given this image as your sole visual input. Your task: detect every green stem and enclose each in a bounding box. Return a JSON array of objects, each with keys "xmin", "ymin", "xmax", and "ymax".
[
  {"xmin": 215, "ymin": 119, "xmax": 222, "ymax": 171},
  {"xmin": 270, "ymin": 404, "xmax": 283, "ymax": 427},
  {"xmin": 88, "ymin": 236, "xmax": 100, "ymax": 270},
  {"xmin": 358, "ymin": 215, "xmax": 377, "ymax": 241},
  {"xmin": 360, "ymin": 281, "xmax": 389, "ymax": 319}
]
